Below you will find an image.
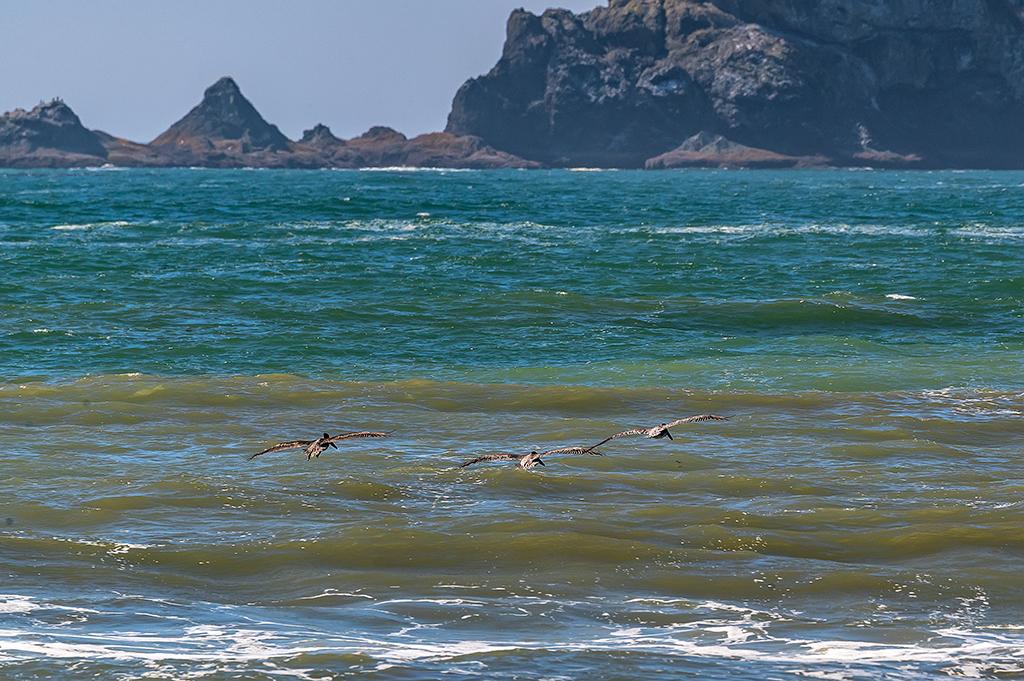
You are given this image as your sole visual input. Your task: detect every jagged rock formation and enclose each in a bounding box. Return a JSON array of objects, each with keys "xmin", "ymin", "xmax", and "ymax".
[
  {"xmin": 297, "ymin": 125, "xmax": 539, "ymax": 168},
  {"xmin": 147, "ymin": 77, "xmax": 314, "ymax": 167},
  {"xmin": 0, "ymin": 100, "xmax": 108, "ymax": 167},
  {"xmin": 645, "ymin": 131, "xmax": 825, "ymax": 168},
  {"xmin": 299, "ymin": 123, "xmax": 344, "ymax": 148},
  {"xmin": 152, "ymin": 77, "xmax": 289, "ymax": 151},
  {"xmin": 0, "ymin": 77, "xmax": 536, "ymax": 169},
  {"xmin": 447, "ymin": 0, "xmax": 1024, "ymax": 168}
]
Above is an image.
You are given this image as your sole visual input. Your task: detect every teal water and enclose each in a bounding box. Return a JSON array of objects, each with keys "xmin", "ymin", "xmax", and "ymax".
[{"xmin": 1, "ymin": 169, "xmax": 1022, "ymax": 679}]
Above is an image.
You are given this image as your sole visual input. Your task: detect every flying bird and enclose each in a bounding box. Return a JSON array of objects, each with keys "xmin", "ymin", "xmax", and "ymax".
[
  {"xmin": 460, "ymin": 446, "xmax": 602, "ymax": 471},
  {"xmin": 587, "ymin": 414, "xmax": 728, "ymax": 450},
  {"xmin": 250, "ymin": 431, "xmax": 389, "ymax": 461}
]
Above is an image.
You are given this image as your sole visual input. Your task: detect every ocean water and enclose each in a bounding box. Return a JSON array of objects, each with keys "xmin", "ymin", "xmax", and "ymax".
[{"xmin": 0, "ymin": 168, "xmax": 1022, "ymax": 680}]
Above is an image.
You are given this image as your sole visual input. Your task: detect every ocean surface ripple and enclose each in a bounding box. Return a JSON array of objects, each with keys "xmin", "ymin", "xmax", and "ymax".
[{"xmin": 1, "ymin": 169, "xmax": 1022, "ymax": 680}]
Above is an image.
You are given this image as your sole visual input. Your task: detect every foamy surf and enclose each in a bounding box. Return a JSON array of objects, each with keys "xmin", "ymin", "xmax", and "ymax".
[{"xmin": 0, "ymin": 595, "xmax": 1019, "ymax": 678}]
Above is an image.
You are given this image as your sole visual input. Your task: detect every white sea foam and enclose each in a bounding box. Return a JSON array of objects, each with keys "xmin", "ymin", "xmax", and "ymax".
[
  {"xmin": 633, "ymin": 223, "xmax": 929, "ymax": 238},
  {"xmin": 885, "ymin": 294, "xmax": 918, "ymax": 300},
  {"xmin": 51, "ymin": 220, "xmax": 132, "ymax": 231},
  {"xmin": 107, "ymin": 543, "xmax": 154, "ymax": 555},
  {"xmin": 0, "ymin": 622, "xmax": 1020, "ymax": 676},
  {"xmin": 360, "ymin": 167, "xmax": 479, "ymax": 173},
  {"xmin": 0, "ymin": 595, "xmax": 1020, "ymax": 677},
  {"xmin": 0, "ymin": 595, "xmax": 99, "ymax": 616},
  {"xmin": 290, "ymin": 589, "xmax": 374, "ymax": 602},
  {"xmin": 375, "ymin": 598, "xmax": 487, "ymax": 608},
  {"xmin": 0, "ymin": 593, "xmax": 1015, "ymax": 675},
  {"xmin": 789, "ymin": 671, "xmax": 855, "ymax": 680},
  {"xmin": 952, "ymin": 225, "xmax": 1024, "ymax": 241},
  {"xmin": 0, "ymin": 596, "xmax": 38, "ymax": 614}
]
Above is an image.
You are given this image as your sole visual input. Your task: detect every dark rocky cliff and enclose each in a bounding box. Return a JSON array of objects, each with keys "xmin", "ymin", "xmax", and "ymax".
[
  {"xmin": 0, "ymin": 100, "xmax": 108, "ymax": 167},
  {"xmin": 446, "ymin": 0, "xmax": 1024, "ymax": 168},
  {"xmin": 147, "ymin": 76, "xmax": 307, "ymax": 167},
  {"xmin": 152, "ymin": 76, "xmax": 291, "ymax": 152}
]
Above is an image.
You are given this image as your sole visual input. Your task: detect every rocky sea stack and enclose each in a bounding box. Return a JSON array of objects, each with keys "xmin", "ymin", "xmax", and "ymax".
[
  {"xmin": 0, "ymin": 100, "xmax": 108, "ymax": 167},
  {"xmin": 154, "ymin": 77, "xmax": 290, "ymax": 151},
  {"xmin": 447, "ymin": 0, "xmax": 1024, "ymax": 168},
  {"xmin": 148, "ymin": 76, "xmax": 300, "ymax": 167},
  {"xmin": 4, "ymin": 1, "xmax": 1024, "ymax": 169}
]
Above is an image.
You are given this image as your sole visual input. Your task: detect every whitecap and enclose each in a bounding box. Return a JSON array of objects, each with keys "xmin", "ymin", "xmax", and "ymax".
[
  {"xmin": 107, "ymin": 543, "xmax": 153, "ymax": 555},
  {"xmin": 375, "ymin": 598, "xmax": 486, "ymax": 608},
  {"xmin": 291, "ymin": 590, "xmax": 374, "ymax": 602},
  {"xmin": 50, "ymin": 220, "xmax": 132, "ymax": 232},
  {"xmin": 636, "ymin": 223, "xmax": 928, "ymax": 238},
  {"xmin": 359, "ymin": 167, "xmax": 479, "ymax": 173},
  {"xmin": 0, "ymin": 596, "xmax": 38, "ymax": 614},
  {"xmin": 953, "ymin": 224, "xmax": 1024, "ymax": 241},
  {"xmin": 885, "ymin": 294, "xmax": 918, "ymax": 301},
  {"xmin": 0, "ymin": 594, "xmax": 99, "ymax": 616}
]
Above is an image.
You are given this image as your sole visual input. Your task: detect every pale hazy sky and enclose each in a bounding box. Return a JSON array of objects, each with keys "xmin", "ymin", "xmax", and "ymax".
[{"xmin": 1, "ymin": 1, "xmax": 599, "ymax": 142}]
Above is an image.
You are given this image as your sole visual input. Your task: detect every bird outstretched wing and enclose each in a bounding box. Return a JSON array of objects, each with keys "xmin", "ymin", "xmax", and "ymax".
[
  {"xmin": 326, "ymin": 431, "xmax": 390, "ymax": 443},
  {"xmin": 543, "ymin": 446, "xmax": 604, "ymax": 457},
  {"xmin": 585, "ymin": 428, "xmax": 650, "ymax": 450},
  {"xmin": 663, "ymin": 415, "xmax": 729, "ymax": 429},
  {"xmin": 459, "ymin": 453, "xmax": 521, "ymax": 468},
  {"xmin": 249, "ymin": 440, "xmax": 312, "ymax": 460}
]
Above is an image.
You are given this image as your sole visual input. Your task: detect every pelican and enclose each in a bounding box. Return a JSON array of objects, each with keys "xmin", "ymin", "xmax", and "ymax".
[
  {"xmin": 250, "ymin": 431, "xmax": 388, "ymax": 461},
  {"xmin": 460, "ymin": 446, "xmax": 602, "ymax": 471},
  {"xmin": 587, "ymin": 414, "xmax": 728, "ymax": 450}
]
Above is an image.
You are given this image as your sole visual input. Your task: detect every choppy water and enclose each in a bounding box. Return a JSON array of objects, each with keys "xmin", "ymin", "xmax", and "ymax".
[{"xmin": 1, "ymin": 168, "xmax": 1022, "ymax": 679}]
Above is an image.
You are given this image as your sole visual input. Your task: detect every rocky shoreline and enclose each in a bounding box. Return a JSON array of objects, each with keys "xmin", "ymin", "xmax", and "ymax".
[{"xmin": 4, "ymin": 0, "xmax": 1024, "ymax": 170}]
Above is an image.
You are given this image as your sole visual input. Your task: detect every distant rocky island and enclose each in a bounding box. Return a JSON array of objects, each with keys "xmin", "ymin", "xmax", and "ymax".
[
  {"xmin": 4, "ymin": 0, "xmax": 1024, "ymax": 169},
  {"xmin": 0, "ymin": 78, "xmax": 538, "ymax": 170}
]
